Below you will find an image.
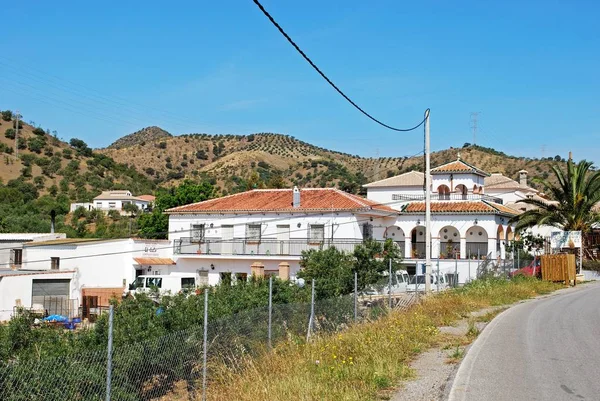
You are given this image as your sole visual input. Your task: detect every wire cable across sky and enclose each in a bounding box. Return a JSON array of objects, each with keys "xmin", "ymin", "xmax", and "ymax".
[{"xmin": 251, "ymin": 0, "xmax": 428, "ymax": 133}]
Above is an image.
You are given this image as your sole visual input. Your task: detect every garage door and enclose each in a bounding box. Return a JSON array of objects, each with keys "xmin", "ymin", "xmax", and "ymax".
[{"xmin": 32, "ymin": 279, "xmax": 71, "ymax": 316}]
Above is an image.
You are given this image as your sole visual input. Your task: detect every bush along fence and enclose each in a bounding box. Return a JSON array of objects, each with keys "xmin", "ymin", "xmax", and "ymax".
[{"xmin": 0, "ymin": 275, "xmax": 419, "ymax": 401}]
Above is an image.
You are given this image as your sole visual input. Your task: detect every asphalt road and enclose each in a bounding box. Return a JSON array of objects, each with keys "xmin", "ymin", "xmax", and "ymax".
[{"xmin": 448, "ymin": 282, "xmax": 600, "ymax": 401}]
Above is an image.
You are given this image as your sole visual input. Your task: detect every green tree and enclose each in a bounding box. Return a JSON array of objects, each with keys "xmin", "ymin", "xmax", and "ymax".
[
  {"xmin": 138, "ymin": 209, "xmax": 168, "ymax": 239},
  {"xmin": 32, "ymin": 127, "xmax": 46, "ymax": 136},
  {"xmin": 123, "ymin": 202, "xmax": 139, "ymax": 216},
  {"xmin": 1, "ymin": 110, "xmax": 12, "ymax": 122},
  {"xmin": 509, "ymin": 159, "xmax": 600, "ymax": 233},
  {"xmin": 4, "ymin": 128, "xmax": 15, "ymax": 140},
  {"xmin": 298, "ymin": 247, "xmax": 355, "ymax": 299}
]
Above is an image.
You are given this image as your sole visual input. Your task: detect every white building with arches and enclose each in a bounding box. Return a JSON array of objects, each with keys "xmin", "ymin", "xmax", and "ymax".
[{"xmin": 364, "ymin": 157, "xmax": 521, "ymax": 280}]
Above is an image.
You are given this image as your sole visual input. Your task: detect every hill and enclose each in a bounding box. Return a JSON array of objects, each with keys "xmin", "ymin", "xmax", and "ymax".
[
  {"xmin": 0, "ymin": 110, "xmax": 156, "ymax": 201},
  {"xmin": 1, "ymin": 108, "xmax": 569, "ymax": 201},
  {"xmin": 99, "ymin": 128, "xmax": 567, "ymax": 195},
  {"xmin": 107, "ymin": 126, "xmax": 172, "ymax": 150}
]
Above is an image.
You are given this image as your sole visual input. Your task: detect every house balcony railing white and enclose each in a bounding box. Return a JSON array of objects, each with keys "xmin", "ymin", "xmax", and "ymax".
[
  {"xmin": 392, "ymin": 193, "xmax": 503, "ymax": 204},
  {"xmin": 173, "ymin": 237, "xmax": 404, "ymax": 258}
]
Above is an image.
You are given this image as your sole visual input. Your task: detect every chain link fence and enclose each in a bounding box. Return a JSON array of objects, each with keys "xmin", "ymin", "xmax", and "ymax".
[{"xmin": 0, "ymin": 277, "xmax": 419, "ymax": 401}]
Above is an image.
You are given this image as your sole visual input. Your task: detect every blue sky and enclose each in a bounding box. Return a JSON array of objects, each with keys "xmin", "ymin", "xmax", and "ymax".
[{"xmin": 1, "ymin": 0, "xmax": 598, "ymax": 163}]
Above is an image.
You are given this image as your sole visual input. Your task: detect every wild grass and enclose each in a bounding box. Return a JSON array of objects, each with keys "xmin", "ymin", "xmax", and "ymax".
[{"xmin": 207, "ymin": 277, "xmax": 561, "ymax": 401}]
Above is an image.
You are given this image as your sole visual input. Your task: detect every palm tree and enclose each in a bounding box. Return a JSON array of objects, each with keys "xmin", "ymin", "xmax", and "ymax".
[{"xmin": 510, "ymin": 159, "xmax": 600, "ymax": 233}]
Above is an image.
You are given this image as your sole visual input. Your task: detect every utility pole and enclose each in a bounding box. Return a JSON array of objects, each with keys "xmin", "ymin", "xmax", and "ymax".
[
  {"xmin": 14, "ymin": 110, "xmax": 19, "ymax": 158},
  {"xmin": 470, "ymin": 112, "xmax": 479, "ymax": 146},
  {"xmin": 425, "ymin": 109, "xmax": 432, "ymax": 292}
]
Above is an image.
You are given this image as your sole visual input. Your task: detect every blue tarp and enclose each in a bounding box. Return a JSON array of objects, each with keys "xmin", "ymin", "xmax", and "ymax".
[{"xmin": 42, "ymin": 314, "xmax": 68, "ymax": 323}]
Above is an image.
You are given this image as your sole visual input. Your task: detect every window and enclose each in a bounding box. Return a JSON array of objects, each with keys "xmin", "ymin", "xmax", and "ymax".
[
  {"xmin": 95, "ymin": 202, "xmax": 102, "ymax": 209},
  {"xmin": 235, "ymin": 273, "xmax": 248, "ymax": 283},
  {"xmin": 50, "ymin": 257, "xmax": 60, "ymax": 270},
  {"xmin": 246, "ymin": 224, "xmax": 262, "ymax": 242},
  {"xmin": 11, "ymin": 249, "xmax": 23, "ymax": 266},
  {"xmin": 308, "ymin": 224, "xmax": 325, "ymax": 243},
  {"xmin": 108, "ymin": 202, "xmax": 116, "ymax": 209},
  {"xmin": 145, "ymin": 277, "xmax": 162, "ymax": 288},
  {"xmin": 181, "ymin": 277, "xmax": 196, "ymax": 290},
  {"xmin": 362, "ymin": 223, "xmax": 373, "ymax": 240},
  {"xmin": 191, "ymin": 224, "xmax": 205, "ymax": 242}
]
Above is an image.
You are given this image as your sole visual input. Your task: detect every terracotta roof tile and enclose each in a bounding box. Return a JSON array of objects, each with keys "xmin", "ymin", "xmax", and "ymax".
[
  {"xmin": 166, "ymin": 188, "xmax": 398, "ymax": 214},
  {"xmin": 137, "ymin": 195, "xmax": 156, "ymax": 202},
  {"xmin": 431, "ymin": 159, "xmax": 489, "ymax": 176},
  {"xmin": 402, "ymin": 200, "xmax": 517, "ymax": 216}
]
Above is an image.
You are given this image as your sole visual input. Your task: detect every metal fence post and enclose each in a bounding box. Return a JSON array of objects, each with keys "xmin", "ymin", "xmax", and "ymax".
[
  {"xmin": 268, "ymin": 276, "xmax": 273, "ymax": 350},
  {"xmin": 468, "ymin": 257, "xmax": 471, "ymax": 283},
  {"xmin": 388, "ymin": 258, "xmax": 392, "ymax": 309},
  {"xmin": 454, "ymin": 255, "xmax": 458, "ymax": 288},
  {"xmin": 436, "ymin": 258, "xmax": 440, "ymax": 292},
  {"xmin": 202, "ymin": 290, "xmax": 208, "ymax": 401},
  {"xmin": 354, "ymin": 271, "xmax": 358, "ymax": 322},
  {"xmin": 517, "ymin": 250, "xmax": 520, "ymax": 269},
  {"xmin": 306, "ymin": 279, "xmax": 315, "ymax": 341},
  {"xmin": 105, "ymin": 305, "xmax": 114, "ymax": 401}
]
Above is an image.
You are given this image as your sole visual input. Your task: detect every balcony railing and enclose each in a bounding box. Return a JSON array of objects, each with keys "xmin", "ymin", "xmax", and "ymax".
[
  {"xmin": 174, "ymin": 237, "xmax": 404, "ymax": 257},
  {"xmin": 392, "ymin": 193, "xmax": 503, "ymax": 204}
]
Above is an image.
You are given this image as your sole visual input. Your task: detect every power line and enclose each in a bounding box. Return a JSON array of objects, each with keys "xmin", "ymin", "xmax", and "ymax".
[{"xmin": 251, "ymin": 0, "xmax": 428, "ymax": 132}]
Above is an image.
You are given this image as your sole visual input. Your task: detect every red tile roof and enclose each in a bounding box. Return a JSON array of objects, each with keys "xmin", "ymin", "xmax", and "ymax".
[
  {"xmin": 138, "ymin": 195, "xmax": 156, "ymax": 202},
  {"xmin": 431, "ymin": 158, "xmax": 489, "ymax": 176},
  {"xmin": 166, "ymin": 188, "xmax": 398, "ymax": 214},
  {"xmin": 402, "ymin": 200, "xmax": 517, "ymax": 216}
]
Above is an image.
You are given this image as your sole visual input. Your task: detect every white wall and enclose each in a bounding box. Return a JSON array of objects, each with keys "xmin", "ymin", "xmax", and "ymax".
[
  {"xmin": 168, "ymin": 212, "xmax": 394, "ymax": 243},
  {"xmin": 22, "ymin": 239, "xmax": 174, "ymax": 299},
  {"xmin": 0, "ymin": 234, "xmax": 67, "ymax": 267},
  {"xmin": 432, "ymin": 173, "xmax": 484, "ymax": 193},
  {"xmin": 0, "ymin": 272, "xmax": 75, "ymax": 321}
]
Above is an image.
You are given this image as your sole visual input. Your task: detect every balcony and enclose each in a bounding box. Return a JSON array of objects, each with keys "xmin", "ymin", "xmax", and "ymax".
[
  {"xmin": 392, "ymin": 193, "xmax": 503, "ymax": 204},
  {"xmin": 173, "ymin": 237, "xmax": 400, "ymax": 257}
]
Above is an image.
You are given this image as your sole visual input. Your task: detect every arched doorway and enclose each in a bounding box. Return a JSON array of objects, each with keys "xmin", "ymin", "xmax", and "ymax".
[
  {"xmin": 437, "ymin": 185, "xmax": 450, "ymax": 200},
  {"xmin": 466, "ymin": 226, "xmax": 489, "ymax": 259},
  {"xmin": 384, "ymin": 226, "xmax": 406, "ymax": 257},
  {"xmin": 411, "ymin": 226, "xmax": 427, "ymax": 258},
  {"xmin": 455, "ymin": 184, "xmax": 468, "ymax": 200},
  {"xmin": 439, "ymin": 226, "xmax": 460, "ymax": 258},
  {"xmin": 497, "ymin": 225, "xmax": 505, "ymax": 256}
]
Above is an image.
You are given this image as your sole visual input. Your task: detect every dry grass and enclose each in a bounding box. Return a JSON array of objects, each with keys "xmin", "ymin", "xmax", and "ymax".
[{"xmin": 205, "ymin": 278, "xmax": 561, "ymax": 401}]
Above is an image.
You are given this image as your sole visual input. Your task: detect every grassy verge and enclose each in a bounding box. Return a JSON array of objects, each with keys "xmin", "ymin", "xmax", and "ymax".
[{"xmin": 208, "ymin": 277, "xmax": 561, "ymax": 401}]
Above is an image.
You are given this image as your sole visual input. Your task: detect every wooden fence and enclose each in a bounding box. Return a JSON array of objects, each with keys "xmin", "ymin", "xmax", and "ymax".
[{"xmin": 541, "ymin": 254, "xmax": 576, "ymax": 285}]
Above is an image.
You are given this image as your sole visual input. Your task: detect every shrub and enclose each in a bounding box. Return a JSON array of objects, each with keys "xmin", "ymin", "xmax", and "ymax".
[
  {"xmin": 4, "ymin": 128, "xmax": 15, "ymax": 139},
  {"xmin": 62, "ymin": 148, "xmax": 73, "ymax": 159},
  {"xmin": 195, "ymin": 150, "xmax": 208, "ymax": 160},
  {"xmin": 157, "ymin": 142, "xmax": 167, "ymax": 149},
  {"xmin": 1, "ymin": 110, "xmax": 12, "ymax": 121},
  {"xmin": 27, "ymin": 137, "xmax": 46, "ymax": 154},
  {"xmin": 32, "ymin": 127, "xmax": 46, "ymax": 136}
]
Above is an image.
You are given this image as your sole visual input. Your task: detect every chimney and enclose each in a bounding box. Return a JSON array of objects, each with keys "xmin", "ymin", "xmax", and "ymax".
[
  {"xmin": 292, "ymin": 186, "xmax": 301, "ymax": 208},
  {"xmin": 518, "ymin": 170, "xmax": 528, "ymax": 186},
  {"xmin": 568, "ymin": 151, "xmax": 572, "ymax": 161},
  {"xmin": 50, "ymin": 210, "xmax": 56, "ymax": 234}
]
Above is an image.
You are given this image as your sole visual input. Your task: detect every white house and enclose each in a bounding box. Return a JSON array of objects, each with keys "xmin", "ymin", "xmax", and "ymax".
[
  {"xmin": 0, "ymin": 233, "xmax": 66, "ymax": 269},
  {"xmin": 70, "ymin": 191, "xmax": 154, "ymax": 214},
  {"xmin": 166, "ymin": 187, "xmax": 399, "ymax": 286},
  {"xmin": 0, "ymin": 238, "xmax": 174, "ymax": 321}
]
